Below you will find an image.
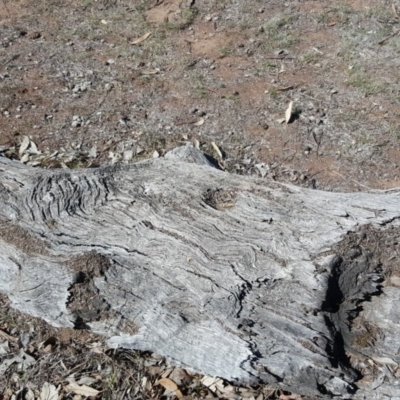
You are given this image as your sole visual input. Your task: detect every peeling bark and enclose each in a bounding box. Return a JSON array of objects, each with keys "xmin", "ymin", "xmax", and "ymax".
[{"xmin": 1, "ymin": 146, "xmax": 400, "ymax": 398}]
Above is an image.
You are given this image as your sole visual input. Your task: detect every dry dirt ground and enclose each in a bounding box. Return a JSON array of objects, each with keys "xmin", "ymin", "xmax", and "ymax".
[{"xmin": 1, "ymin": 0, "xmax": 400, "ymax": 398}]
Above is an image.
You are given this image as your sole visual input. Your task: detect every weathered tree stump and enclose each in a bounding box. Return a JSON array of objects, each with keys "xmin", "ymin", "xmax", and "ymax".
[{"xmin": 1, "ymin": 146, "xmax": 400, "ymax": 398}]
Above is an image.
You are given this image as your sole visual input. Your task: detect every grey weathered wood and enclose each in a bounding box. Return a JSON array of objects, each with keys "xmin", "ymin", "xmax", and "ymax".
[{"xmin": 1, "ymin": 146, "xmax": 400, "ymax": 398}]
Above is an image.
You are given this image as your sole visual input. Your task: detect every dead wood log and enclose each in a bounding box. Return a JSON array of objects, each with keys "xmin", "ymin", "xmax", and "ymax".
[{"xmin": 1, "ymin": 146, "xmax": 400, "ymax": 398}]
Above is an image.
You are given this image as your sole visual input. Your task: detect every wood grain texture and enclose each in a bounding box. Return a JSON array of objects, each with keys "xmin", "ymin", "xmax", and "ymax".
[{"xmin": 1, "ymin": 146, "xmax": 400, "ymax": 398}]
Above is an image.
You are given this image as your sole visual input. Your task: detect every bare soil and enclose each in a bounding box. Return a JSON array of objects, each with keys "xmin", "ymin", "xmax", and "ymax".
[{"xmin": 1, "ymin": 0, "xmax": 400, "ymax": 398}]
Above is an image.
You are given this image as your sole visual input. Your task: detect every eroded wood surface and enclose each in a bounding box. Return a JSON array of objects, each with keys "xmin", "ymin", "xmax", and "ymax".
[{"xmin": 1, "ymin": 147, "xmax": 400, "ymax": 398}]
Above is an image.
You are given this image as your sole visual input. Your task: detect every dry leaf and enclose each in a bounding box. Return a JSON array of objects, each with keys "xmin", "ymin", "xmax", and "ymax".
[
  {"xmin": 40, "ymin": 382, "xmax": 58, "ymax": 400},
  {"xmin": 211, "ymin": 142, "xmax": 223, "ymax": 159},
  {"xmin": 131, "ymin": 32, "xmax": 152, "ymax": 45},
  {"xmin": 19, "ymin": 136, "xmax": 30, "ymax": 156},
  {"xmin": 193, "ymin": 117, "xmax": 205, "ymax": 126},
  {"xmin": 392, "ymin": 3, "xmax": 399, "ymax": 18},
  {"xmin": 156, "ymin": 378, "xmax": 183, "ymax": 399},
  {"xmin": 25, "ymin": 389, "xmax": 35, "ymax": 400},
  {"xmin": 161, "ymin": 367, "xmax": 173, "ymax": 378},
  {"xmin": 285, "ymin": 101, "xmax": 293, "ymax": 124},
  {"xmin": 169, "ymin": 368, "xmax": 192, "ymax": 386},
  {"xmin": 77, "ymin": 377, "xmax": 97, "ymax": 386},
  {"xmin": 193, "ymin": 138, "xmax": 200, "ymax": 149},
  {"xmin": 20, "ymin": 154, "xmax": 30, "ymax": 164},
  {"xmin": 141, "ymin": 376, "xmax": 153, "ymax": 392},
  {"xmin": 0, "ymin": 329, "xmax": 17, "ymax": 343},
  {"xmin": 64, "ymin": 383, "xmax": 100, "ymax": 397},
  {"xmin": 141, "ymin": 68, "xmax": 159, "ymax": 75},
  {"xmin": 28, "ymin": 140, "xmax": 40, "ymax": 155},
  {"xmin": 389, "ymin": 276, "xmax": 400, "ymax": 286},
  {"xmin": 3, "ymin": 388, "xmax": 12, "ymax": 400},
  {"xmin": 152, "ymin": 150, "xmax": 160, "ymax": 158},
  {"xmin": 279, "ymin": 394, "xmax": 302, "ymax": 400},
  {"xmin": 201, "ymin": 376, "xmax": 225, "ymax": 393}
]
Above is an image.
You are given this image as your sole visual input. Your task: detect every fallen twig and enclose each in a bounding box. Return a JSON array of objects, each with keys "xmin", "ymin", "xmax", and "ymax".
[{"xmin": 378, "ymin": 29, "xmax": 400, "ymax": 45}]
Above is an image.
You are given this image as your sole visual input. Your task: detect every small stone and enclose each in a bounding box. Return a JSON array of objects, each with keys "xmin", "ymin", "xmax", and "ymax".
[
  {"xmin": 106, "ymin": 59, "xmax": 115, "ymax": 65},
  {"xmin": 15, "ymin": 114, "xmax": 21, "ymax": 119},
  {"xmin": 104, "ymin": 83, "xmax": 113, "ymax": 91},
  {"xmin": 123, "ymin": 150, "xmax": 133, "ymax": 161},
  {"xmin": 71, "ymin": 115, "xmax": 83, "ymax": 128},
  {"xmin": 88, "ymin": 146, "xmax": 97, "ymax": 158},
  {"xmin": 152, "ymin": 150, "xmax": 160, "ymax": 158},
  {"xmin": 28, "ymin": 31, "xmax": 41, "ymax": 40},
  {"xmin": 205, "ymin": 14, "xmax": 212, "ymax": 22}
]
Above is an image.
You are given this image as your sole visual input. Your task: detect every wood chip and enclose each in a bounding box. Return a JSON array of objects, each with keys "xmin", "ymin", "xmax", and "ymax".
[{"xmin": 371, "ymin": 356, "xmax": 398, "ymax": 367}]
